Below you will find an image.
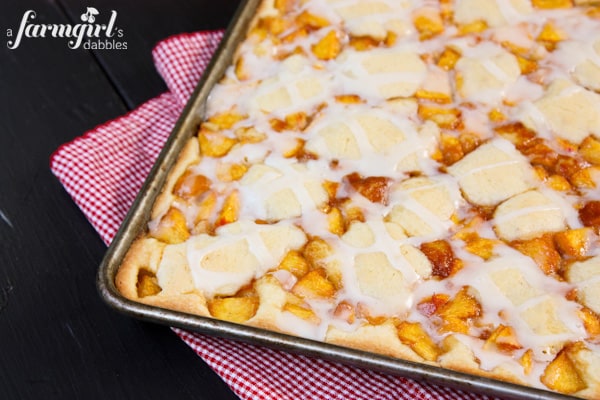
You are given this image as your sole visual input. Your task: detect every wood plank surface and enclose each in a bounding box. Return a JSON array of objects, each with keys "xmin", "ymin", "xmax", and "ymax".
[
  {"xmin": 58, "ymin": 0, "xmax": 242, "ymax": 108},
  {"xmin": 0, "ymin": 0, "xmax": 240, "ymax": 398}
]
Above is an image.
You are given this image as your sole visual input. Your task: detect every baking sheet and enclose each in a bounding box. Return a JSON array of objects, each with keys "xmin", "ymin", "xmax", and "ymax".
[{"xmin": 96, "ymin": 1, "xmax": 579, "ymax": 398}]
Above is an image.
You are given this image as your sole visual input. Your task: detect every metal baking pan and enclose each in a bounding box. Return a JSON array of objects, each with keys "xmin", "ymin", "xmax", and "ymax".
[{"xmin": 97, "ymin": 1, "xmax": 578, "ymax": 398}]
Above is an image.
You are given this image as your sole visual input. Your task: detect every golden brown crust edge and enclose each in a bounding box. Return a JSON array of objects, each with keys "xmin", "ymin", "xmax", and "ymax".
[
  {"xmin": 109, "ymin": 3, "xmax": 600, "ymax": 397},
  {"xmin": 151, "ymin": 137, "xmax": 201, "ymax": 220},
  {"xmin": 116, "ymin": 136, "xmax": 210, "ymax": 317},
  {"xmin": 115, "ymin": 236, "xmax": 210, "ymax": 317}
]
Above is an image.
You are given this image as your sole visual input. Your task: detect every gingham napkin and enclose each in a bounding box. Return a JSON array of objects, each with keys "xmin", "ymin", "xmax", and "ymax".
[{"xmin": 50, "ymin": 31, "xmax": 500, "ymax": 400}]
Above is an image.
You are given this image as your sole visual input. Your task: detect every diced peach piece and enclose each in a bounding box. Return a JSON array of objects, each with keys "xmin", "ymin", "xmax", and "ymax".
[
  {"xmin": 343, "ymin": 204, "xmax": 365, "ymax": 225},
  {"xmin": 150, "ymin": 207, "xmax": 190, "ymax": 244},
  {"xmin": 303, "ymin": 237, "xmax": 332, "ymax": 266},
  {"xmin": 502, "ymin": 38, "xmax": 531, "ymax": 55},
  {"xmin": 258, "ymin": 17, "xmax": 289, "ymax": 36},
  {"xmin": 484, "ymin": 325, "xmax": 522, "ymax": 352},
  {"xmin": 459, "ymin": 132, "xmax": 480, "ymax": 155},
  {"xmin": 533, "ymin": 165, "xmax": 549, "ymax": 181},
  {"xmin": 345, "ymin": 173, "xmax": 391, "ymax": 204},
  {"xmin": 278, "ymin": 250, "xmax": 310, "ymax": 278},
  {"xmin": 173, "ymin": 170, "xmax": 211, "ymax": 199},
  {"xmin": 579, "ymin": 201, "xmax": 600, "ymax": 230},
  {"xmin": 284, "ymin": 138, "xmax": 317, "ymax": 162},
  {"xmin": 296, "ymin": 11, "xmax": 329, "ymax": 30},
  {"xmin": 417, "ymin": 293, "xmax": 451, "ymax": 317},
  {"xmin": 521, "ymin": 139, "xmax": 559, "ymax": 170},
  {"xmin": 285, "ymin": 111, "xmax": 309, "ymax": 131},
  {"xmin": 335, "ymin": 94, "xmax": 364, "ymax": 104},
  {"xmin": 494, "ymin": 122, "xmax": 536, "ymax": 147},
  {"xmin": 327, "ymin": 207, "xmax": 345, "ymax": 236},
  {"xmin": 207, "ymin": 112, "xmax": 246, "ymax": 130},
  {"xmin": 274, "ymin": 0, "xmax": 295, "ymax": 13},
  {"xmin": 437, "ymin": 47, "xmax": 461, "ymax": 70},
  {"xmin": 192, "ymin": 221, "xmax": 211, "ymax": 235},
  {"xmin": 298, "ymin": 149, "xmax": 319, "ymax": 162},
  {"xmin": 348, "ymin": 35, "xmax": 380, "ymax": 51},
  {"xmin": 488, "ymin": 109, "xmax": 506, "ymax": 123},
  {"xmin": 198, "ymin": 130, "xmax": 238, "ymax": 157},
  {"xmin": 516, "ymin": 55, "xmax": 538, "ymax": 74},
  {"xmin": 586, "ymin": 4, "xmax": 600, "ymax": 18},
  {"xmin": 571, "ymin": 167, "xmax": 600, "ymax": 189},
  {"xmin": 412, "ymin": 8, "xmax": 444, "ymax": 40},
  {"xmin": 578, "ymin": 306, "xmax": 600, "ymax": 336},
  {"xmin": 384, "ymin": 31, "xmax": 397, "ymax": 46},
  {"xmin": 291, "ymin": 269, "xmax": 336, "ymax": 299},
  {"xmin": 235, "ymin": 126, "xmax": 266, "ymax": 144},
  {"xmin": 579, "ymin": 136, "xmax": 600, "ymax": 165},
  {"xmin": 397, "ymin": 321, "xmax": 441, "ymax": 361},
  {"xmin": 334, "ymin": 301, "xmax": 355, "ymax": 324},
  {"xmin": 520, "ymin": 349, "xmax": 534, "ymax": 375},
  {"xmin": 436, "ymin": 287, "xmax": 482, "ymax": 334},
  {"xmin": 500, "ymin": 40, "xmax": 536, "ymax": 59},
  {"xmin": 547, "ymin": 175, "xmax": 572, "ymax": 191},
  {"xmin": 511, "ymin": 234, "xmax": 561, "ymax": 275},
  {"xmin": 439, "ymin": 317, "xmax": 469, "ymax": 334},
  {"xmin": 554, "ymin": 228, "xmax": 593, "ymax": 259},
  {"xmin": 270, "ymin": 118, "xmax": 288, "ymax": 133},
  {"xmin": 439, "ymin": 133, "xmax": 464, "ymax": 165},
  {"xmin": 532, "ymin": 0, "xmax": 573, "ymax": 8},
  {"xmin": 282, "ymin": 28, "xmax": 308, "ymax": 43},
  {"xmin": 208, "ymin": 296, "xmax": 259, "ymax": 323},
  {"xmin": 283, "ymin": 138, "xmax": 305, "ymax": 158},
  {"xmin": 229, "ymin": 163, "xmax": 249, "ymax": 181},
  {"xmin": 234, "ymin": 57, "xmax": 249, "ymax": 80},
  {"xmin": 311, "ymin": 30, "xmax": 341, "ymax": 60},
  {"xmin": 415, "ymin": 89, "xmax": 452, "ymax": 104},
  {"xmin": 420, "ymin": 240, "xmax": 462, "ymax": 278},
  {"xmin": 457, "ymin": 20, "xmax": 488, "ymax": 35},
  {"xmin": 325, "ymin": 270, "xmax": 343, "ymax": 290},
  {"xmin": 555, "ymin": 155, "xmax": 585, "ymax": 180},
  {"xmin": 418, "ymin": 104, "xmax": 461, "ymax": 129},
  {"xmin": 322, "ymin": 180, "xmax": 339, "ymax": 201},
  {"xmin": 282, "ymin": 302, "xmax": 320, "ymax": 323},
  {"xmin": 277, "ymin": 46, "xmax": 308, "ymax": 61},
  {"xmin": 215, "ymin": 191, "xmax": 240, "ymax": 227},
  {"xmin": 136, "ymin": 269, "xmax": 162, "ymax": 297},
  {"xmin": 537, "ymin": 22, "xmax": 568, "ymax": 51},
  {"xmin": 249, "ymin": 25, "xmax": 268, "ymax": 40},
  {"xmin": 454, "ymin": 231, "xmax": 497, "ymax": 260},
  {"xmin": 541, "ymin": 344, "xmax": 587, "ymax": 394},
  {"xmin": 439, "ymin": 0, "xmax": 453, "ymax": 21},
  {"xmin": 194, "ymin": 191, "xmax": 217, "ymax": 225}
]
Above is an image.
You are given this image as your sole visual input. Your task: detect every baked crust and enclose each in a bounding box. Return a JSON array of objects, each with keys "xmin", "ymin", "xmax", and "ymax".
[
  {"xmin": 116, "ymin": 237, "xmax": 210, "ymax": 316},
  {"xmin": 116, "ymin": 0, "xmax": 600, "ymax": 397},
  {"xmin": 151, "ymin": 137, "xmax": 201, "ymax": 220}
]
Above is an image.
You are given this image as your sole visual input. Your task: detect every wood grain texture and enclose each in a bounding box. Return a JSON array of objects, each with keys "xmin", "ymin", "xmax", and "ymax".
[
  {"xmin": 58, "ymin": 0, "xmax": 242, "ymax": 108},
  {"xmin": 0, "ymin": 0, "xmax": 240, "ymax": 399}
]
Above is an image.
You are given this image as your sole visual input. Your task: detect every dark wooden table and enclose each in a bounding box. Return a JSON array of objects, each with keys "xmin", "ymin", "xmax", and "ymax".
[{"xmin": 0, "ymin": 1, "xmax": 242, "ymax": 399}]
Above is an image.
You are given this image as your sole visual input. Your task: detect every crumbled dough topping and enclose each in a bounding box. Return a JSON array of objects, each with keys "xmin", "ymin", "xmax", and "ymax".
[{"xmin": 119, "ymin": 1, "xmax": 600, "ymax": 397}]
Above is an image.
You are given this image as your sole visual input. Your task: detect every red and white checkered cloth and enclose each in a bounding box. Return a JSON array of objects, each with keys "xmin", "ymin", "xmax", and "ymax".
[{"xmin": 50, "ymin": 31, "xmax": 500, "ymax": 400}]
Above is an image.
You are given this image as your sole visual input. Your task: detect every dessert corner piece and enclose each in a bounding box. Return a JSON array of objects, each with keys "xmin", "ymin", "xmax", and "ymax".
[{"xmin": 117, "ymin": 0, "xmax": 600, "ymax": 398}]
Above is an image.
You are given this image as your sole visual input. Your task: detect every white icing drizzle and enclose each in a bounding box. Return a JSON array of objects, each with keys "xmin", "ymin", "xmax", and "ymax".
[
  {"xmin": 455, "ymin": 159, "xmax": 523, "ymax": 179},
  {"xmin": 493, "ymin": 204, "xmax": 561, "ymax": 225},
  {"xmin": 537, "ymin": 186, "xmax": 582, "ymax": 229},
  {"xmin": 147, "ymin": 0, "xmax": 600, "ymax": 391}
]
